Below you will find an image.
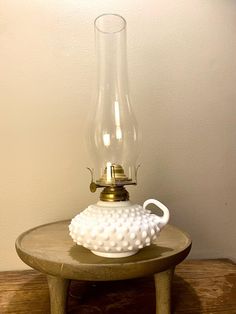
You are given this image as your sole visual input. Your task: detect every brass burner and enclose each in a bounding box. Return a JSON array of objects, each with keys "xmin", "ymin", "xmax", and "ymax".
[
  {"xmin": 100, "ymin": 186, "xmax": 129, "ymax": 202},
  {"xmin": 87, "ymin": 164, "xmax": 140, "ymax": 202},
  {"xmin": 96, "ymin": 164, "xmax": 131, "ymax": 185}
]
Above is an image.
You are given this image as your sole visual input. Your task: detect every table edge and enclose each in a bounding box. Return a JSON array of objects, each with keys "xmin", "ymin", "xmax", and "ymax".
[{"xmin": 15, "ymin": 220, "xmax": 192, "ymax": 280}]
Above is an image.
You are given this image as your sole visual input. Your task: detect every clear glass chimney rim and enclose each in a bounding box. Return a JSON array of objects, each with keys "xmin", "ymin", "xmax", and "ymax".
[{"xmin": 94, "ymin": 13, "xmax": 127, "ymax": 34}]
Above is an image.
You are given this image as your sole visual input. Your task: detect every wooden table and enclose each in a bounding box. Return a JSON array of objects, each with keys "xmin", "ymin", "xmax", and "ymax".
[{"xmin": 15, "ymin": 220, "xmax": 191, "ymax": 314}]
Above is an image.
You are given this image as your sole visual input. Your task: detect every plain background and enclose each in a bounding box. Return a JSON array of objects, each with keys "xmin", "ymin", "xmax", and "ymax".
[{"xmin": 0, "ymin": 0, "xmax": 236, "ymax": 270}]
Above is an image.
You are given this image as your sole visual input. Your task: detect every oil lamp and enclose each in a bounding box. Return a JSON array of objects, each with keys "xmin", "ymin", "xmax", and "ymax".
[{"xmin": 69, "ymin": 14, "xmax": 170, "ymax": 258}]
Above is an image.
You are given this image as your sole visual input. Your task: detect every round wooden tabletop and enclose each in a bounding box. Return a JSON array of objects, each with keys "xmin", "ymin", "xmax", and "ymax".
[{"xmin": 16, "ymin": 220, "xmax": 191, "ymax": 281}]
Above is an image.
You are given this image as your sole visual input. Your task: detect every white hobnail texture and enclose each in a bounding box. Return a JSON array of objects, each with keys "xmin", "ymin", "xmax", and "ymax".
[{"xmin": 69, "ymin": 199, "xmax": 169, "ymax": 258}]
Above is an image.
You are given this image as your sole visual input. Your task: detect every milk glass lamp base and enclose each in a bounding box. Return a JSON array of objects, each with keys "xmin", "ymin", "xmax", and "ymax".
[
  {"xmin": 91, "ymin": 250, "xmax": 138, "ymax": 258},
  {"xmin": 69, "ymin": 199, "xmax": 170, "ymax": 258}
]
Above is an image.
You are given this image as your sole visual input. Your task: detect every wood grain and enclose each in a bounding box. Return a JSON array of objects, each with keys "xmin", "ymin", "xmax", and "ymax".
[{"xmin": 0, "ymin": 259, "xmax": 235, "ymax": 314}]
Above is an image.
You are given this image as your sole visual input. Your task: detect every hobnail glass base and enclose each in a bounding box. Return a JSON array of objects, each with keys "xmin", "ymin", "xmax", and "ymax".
[
  {"xmin": 91, "ymin": 250, "xmax": 138, "ymax": 258},
  {"xmin": 69, "ymin": 199, "xmax": 170, "ymax": 258}
]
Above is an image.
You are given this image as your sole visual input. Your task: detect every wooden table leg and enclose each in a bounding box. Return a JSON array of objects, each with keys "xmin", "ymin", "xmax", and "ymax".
[
  {"xmin": 47, "ymin": 275, "xmax": 70, "ymax": 314},
  {"xmin": 154, "ymin": 267, "xmax": 174, "ymax": 314}
]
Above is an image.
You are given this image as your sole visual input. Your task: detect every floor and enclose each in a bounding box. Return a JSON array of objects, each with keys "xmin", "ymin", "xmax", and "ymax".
[{"xmin": 0, "ymin": 259, "xmax": 235, "ymax": 313}]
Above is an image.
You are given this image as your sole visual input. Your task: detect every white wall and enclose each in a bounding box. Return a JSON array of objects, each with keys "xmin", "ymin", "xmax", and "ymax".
[{"xmin": 0, "ymin": 0, "xmax": 235, "ymax": 270}]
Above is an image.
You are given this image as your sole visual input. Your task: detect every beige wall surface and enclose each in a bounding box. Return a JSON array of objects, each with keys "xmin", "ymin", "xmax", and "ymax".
[{"xmin": 0, "ymin": 0, "xmax": 236, "ymax": 270}]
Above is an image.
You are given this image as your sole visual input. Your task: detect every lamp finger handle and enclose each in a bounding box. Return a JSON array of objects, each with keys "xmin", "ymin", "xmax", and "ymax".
[{"xmin": 143, "ymin": 198, "xmax": 170, "ymax": 228}]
